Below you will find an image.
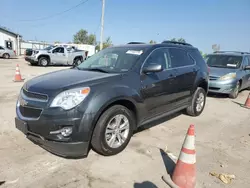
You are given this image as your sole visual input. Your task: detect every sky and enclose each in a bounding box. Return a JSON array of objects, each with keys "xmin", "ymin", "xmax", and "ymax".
[{"xmin": 1, "ymin": 0, "xmax": 250, "ymax": 53}]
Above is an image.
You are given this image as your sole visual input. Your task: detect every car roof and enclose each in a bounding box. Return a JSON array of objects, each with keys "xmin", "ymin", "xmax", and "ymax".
[
  {"xmin": 113, "ymin": 41, "xmax": 197, "ymax": 50},
  {"xmin": 207, "ymin": 51, "xmax": 250, "ymax": 57}
]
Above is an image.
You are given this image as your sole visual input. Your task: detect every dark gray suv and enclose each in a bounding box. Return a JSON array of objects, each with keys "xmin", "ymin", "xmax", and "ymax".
[{"xmin": 15, "ymin": 41, "xmax": 209, "ymax": 158}]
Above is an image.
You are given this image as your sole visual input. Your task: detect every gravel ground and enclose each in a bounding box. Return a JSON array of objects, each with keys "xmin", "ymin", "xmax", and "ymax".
[{"xmin": 0, "ymin": 57, "xmax": 249, "ymax": 188}]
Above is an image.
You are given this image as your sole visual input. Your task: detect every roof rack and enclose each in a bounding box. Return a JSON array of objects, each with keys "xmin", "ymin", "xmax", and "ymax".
[
  {"xmin": 161, "ymin": 40, "xmax": 193, "ymax": 46},
  {"xmin": 127, "ymin": 42, "xmax": 146, "ymax": 44},
  {"xmin": 214, "ymin": 51, "xmax": 250, "ymax": 55}
]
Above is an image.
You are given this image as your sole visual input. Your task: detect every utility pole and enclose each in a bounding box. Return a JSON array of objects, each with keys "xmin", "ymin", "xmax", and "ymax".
[{"xmin": 100, "ymin": 0, "xmax": 105, "ymax": 50}]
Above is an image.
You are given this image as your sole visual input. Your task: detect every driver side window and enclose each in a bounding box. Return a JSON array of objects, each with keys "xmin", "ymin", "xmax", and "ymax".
[
  {"xmin": 143, "ymin": 48, "xmax": 169, "ymax": 70},
  {"xmin": 53, "ymin": 47, "xmax": 64, "ymax": 53}
]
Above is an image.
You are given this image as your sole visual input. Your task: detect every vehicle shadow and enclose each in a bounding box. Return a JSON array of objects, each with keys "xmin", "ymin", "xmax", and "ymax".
[
  {"xmin": 133, "ymin": 181, "xmax": 158, "ymax": 188},
  {"xmin": 207, "ymin": 93, "xmax": 228, "ymax": 98},
  {"xmin": 135, "ymin": 111, "xmax": 182, "ymax": 134}
]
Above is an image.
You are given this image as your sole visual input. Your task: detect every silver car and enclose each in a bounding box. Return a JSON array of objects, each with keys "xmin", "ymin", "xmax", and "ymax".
[
  {"xmin": 0, "ymin": 46, "xmax": 16, "ymax": 58},
  {"xmin": 206, "ymin": 51, "xmax": 250, "ymax": 98}
]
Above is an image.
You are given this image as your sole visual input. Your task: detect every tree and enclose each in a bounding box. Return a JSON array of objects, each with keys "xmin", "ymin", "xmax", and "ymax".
[
  {"xmin": 170, "ymin": 38, "xmax": 186, "ymax": 43},
  {"xmin": 73, "ymin": 29, "xmax": 89, "ymax": 44},
  {"xmin": 88, "ymin": 34, "xmax": 96, "ymax": 45},
  {"xmin": 200, "ymin": 51, "xmax": 207, "ymax": 59},
  {"xmin": 149, "ymin": 40, "xmax": 156, "ymax": 44},
  {"xmin": 96, "ymin": 37, "xmax": 113, "ymax": 51}
]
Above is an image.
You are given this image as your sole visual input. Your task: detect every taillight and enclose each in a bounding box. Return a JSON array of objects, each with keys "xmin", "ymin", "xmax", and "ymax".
[{"xmin": 14, "ymin": 50, "xmax": 16, "ymax": 55}]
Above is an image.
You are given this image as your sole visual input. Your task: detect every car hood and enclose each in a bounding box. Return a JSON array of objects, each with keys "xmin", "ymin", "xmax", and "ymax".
[
  {"xmin": 208, "ymin": 67, "xmax": 237, "ymax": 77},
  {"xmin": 24, "ymin": 69, "xmax": 120, "ymax": 96}
]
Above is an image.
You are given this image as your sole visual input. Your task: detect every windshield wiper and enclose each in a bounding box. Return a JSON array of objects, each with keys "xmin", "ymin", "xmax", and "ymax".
[{"xmin": 84, "ymin": 68, "xmax": 109, "ymax": 73}]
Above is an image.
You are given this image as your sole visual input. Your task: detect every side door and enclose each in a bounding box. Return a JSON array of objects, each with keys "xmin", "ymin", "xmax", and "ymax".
[
  {"xmin": 167, "ymin": 48, "xmax": 197, "ymax": 107},
  {"xmin": 51, "ymin": 47, "xmax": 67, "ymax": 65},
  {"xmin": 140, "ymin": 48, "xmax": 178, "ymax": 120},
  {"xmin": 0, "ymin": 46, "xmax": 4, "ymax": 56},
  {"xmin": 241, "ymin": 56, "xmax": 250, "ymax": 89}
]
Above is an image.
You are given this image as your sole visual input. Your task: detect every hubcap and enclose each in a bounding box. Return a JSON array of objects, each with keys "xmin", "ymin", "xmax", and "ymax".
[
  {"xmin": 196, "ymin": 92, "xmax": 205, "ymax": 112},
  {"xmin": 77, "ymin": 60, "xmax": 81, "ymax": 65},
  {"xmin": 105, "ymin": 114, "xmax": 130, "ymax": 148},
  {"xmin": 234, "ymin": 83, "xmax": 240, "ymax": 96},
  {"xmin": 41, "ymin": 59, "xmax": 47, "ymax": 66}
]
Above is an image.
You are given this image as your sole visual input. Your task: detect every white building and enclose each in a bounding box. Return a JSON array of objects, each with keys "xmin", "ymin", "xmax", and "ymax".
[{"xmin": 0, "ymin": 26, "xmax": 22, "ymax": 55}]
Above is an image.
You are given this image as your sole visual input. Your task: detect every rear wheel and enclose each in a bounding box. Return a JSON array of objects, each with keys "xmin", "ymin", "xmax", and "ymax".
[
  {"xmin": 186, "ymin": 87, "xmax": 206, "ymax": 116},
  {"xmin": 91, "ymin": 105, "xmax": 135, "ymax": 156},
  {"xmin": 3, "ymin": 53, "xmax": 10, "ymax": 59},
  {"xmin": 229, "ymin": 81, "xmax": 240, "ymax": 99},
  {"xmin": 38, "ymin": 57, "xmax": 49, "ymax": 67}
]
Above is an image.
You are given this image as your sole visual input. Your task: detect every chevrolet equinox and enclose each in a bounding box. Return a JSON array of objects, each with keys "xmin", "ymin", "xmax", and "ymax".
[{"xmin": 15, "ymin": 41, "xmax": 209, "ymax": 158}]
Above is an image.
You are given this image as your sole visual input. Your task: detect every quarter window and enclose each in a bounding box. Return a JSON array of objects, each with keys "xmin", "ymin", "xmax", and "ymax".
[{"xmin": 168, "ymin": 48, "xmax": 194, "ymax": 68}]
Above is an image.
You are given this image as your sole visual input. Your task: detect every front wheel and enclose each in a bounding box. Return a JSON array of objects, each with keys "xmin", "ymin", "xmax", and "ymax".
[
  {"xmin": 229, "ymin": 81, "xmax": 240, "ymax": 99},
  {"xmin": 3, "ymin": 53, "xmax": 10, "ymax": 59},
  {"xmin": 91, "ymin": 105, "xmax": 135, "ymax": 156},
  {"xmin": 186, "ymin": 87, "xmax": 206, "ymax": 116},
  {"xmin": 38, "ymin": 57, "xmax": 49, "ymax": 67}
]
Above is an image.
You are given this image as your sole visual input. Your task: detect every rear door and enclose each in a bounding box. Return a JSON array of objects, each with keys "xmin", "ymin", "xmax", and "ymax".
[
  {"xmin": 51, "ymin": 47, "xmax": 67, "ymax": 65},
  {"xmin": 140, "ymin": 48, "xmax": 178, "ymax": 119},
  {"xmin": 167, "ymin": 48, "xmax": 197, "ymax": 107}
]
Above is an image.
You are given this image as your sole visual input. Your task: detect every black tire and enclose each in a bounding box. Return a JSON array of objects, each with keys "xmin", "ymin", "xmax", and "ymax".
[
  {"xmin": 186, "ymin": 87, "xmax": 206, "ymax": 116},
  {"xmin": 38, "ymin": 57, "xmax": 49, "ymax": 67},
  {"xmin": 229, "ymin": 81, "xmax": 240, "ymax": 99},
  {"xmin": 91, "ymin": 105, "xmax": 135, "ymax": 156},
  {"xmin": 73, "ymin": 57, "xmax": 82, "ymax": 67},
  {"xmin": 3, "ymin": 53, "xmax": 10, "ymax": 59}
]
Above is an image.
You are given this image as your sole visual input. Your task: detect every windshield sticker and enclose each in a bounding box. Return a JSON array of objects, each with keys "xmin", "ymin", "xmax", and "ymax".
[
  {"xmin": 126, "ymin": 50, "xmax": 143, "ymax": 55},
  {"xmin": 227, "ymin": 64, "xmax": 237, "ymax": 67}
]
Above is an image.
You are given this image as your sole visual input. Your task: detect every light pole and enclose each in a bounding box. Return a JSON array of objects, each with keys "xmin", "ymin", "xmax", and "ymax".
[{"xmin": 100, "ymin": 0, "xmax": 105, "ymax": 50}]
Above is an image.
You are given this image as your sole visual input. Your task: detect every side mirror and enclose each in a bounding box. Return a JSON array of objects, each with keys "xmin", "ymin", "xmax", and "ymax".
[
  {"xmin": 244, "ymin": 65, "xmax": 250, "ymax": 70},
  {"xmin": 142, "ymin": 64, "xmax": 163, "ymax": 74}
]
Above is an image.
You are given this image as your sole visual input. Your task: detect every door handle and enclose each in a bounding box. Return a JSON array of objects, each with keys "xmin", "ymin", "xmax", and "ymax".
[{"xmin": 169, "ymin": 74, "xmax": 176, "ymax": 78}]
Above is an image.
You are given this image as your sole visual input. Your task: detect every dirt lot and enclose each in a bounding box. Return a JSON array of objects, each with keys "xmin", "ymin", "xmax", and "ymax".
[{"xmin": 0, "ymin": 57, "xmax": 250, "ymax": 188}]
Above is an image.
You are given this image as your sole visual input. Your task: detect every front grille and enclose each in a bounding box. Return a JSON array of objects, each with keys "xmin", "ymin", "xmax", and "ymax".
[
  {"xmin": 19, "ymin": 106, "xmax": 42, "ymax": 118},
  {"xmin": 22, "ymin": 89, "xmax": 48, "ymax": 101},
  {"xmin": 209, "ymin": 87, "xmax": 220, "ymax": 90},
  {"xmin": 209, "ymin": 76, "xmax": 219, "ymax": 81}
]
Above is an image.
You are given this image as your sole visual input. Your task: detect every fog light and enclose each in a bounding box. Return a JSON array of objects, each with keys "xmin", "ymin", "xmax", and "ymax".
[
  {"xmin": 61, "ymin": 127, "xmax": 72, "ymax": 137},
  {"xmin": 50, "ymin": 127, "xmax": 72, "ymax": 137}
]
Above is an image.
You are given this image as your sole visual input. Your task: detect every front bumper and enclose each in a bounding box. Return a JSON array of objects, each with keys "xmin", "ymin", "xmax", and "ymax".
[
  {"xmin": 208, "ymin": 80, "xmax": 237, "ymax": 94},
  {"xmin": 25, "ymin": 56, "xmax": 38, "ymax": 64},
  {"xmin": 15, "ymin": 117, "xmax": 90, "ymax": 158}
]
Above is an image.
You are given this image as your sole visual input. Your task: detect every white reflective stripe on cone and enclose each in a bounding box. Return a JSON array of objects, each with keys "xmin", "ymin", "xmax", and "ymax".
[
  {"xmin": 179, "ymin": 152, "xmax": 196, "ymax": 164},
  {"xmin": 16, "ymin": 67, "xmax": 19, "ymax": 71},
  {"xmin": 15, "ymin": 71, "xmax": 20, "ymax": 75},
  {"xmin": 182, "ymin": 135, "xmax": 195, "ymax": 150}
]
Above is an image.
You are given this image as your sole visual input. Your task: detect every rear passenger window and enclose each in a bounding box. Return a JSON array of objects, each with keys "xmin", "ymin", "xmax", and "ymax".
[{"xmin": 168, "ymin": 48, "xmax": 194, "ymax": 68}]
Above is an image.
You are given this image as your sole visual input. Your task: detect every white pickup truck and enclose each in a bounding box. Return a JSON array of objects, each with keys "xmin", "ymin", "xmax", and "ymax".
[{"xmin": 25, "ymin": 45, "xmax": 86, "ymax": 67}]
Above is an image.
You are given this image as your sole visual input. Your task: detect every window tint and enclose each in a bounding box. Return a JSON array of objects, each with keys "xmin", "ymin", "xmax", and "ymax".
[
  {"xmin": 53, "ymin": 47, "xmax": 64, "ymax": 53},
  {"xmin": 247, "ymin": 56, "xmax": 250, "ymax": 66},
  {"xmin": 144, "ymin": 48, "xmax": 169, "ymax": 70},
  {"xmin": 168, "ymin": 48, "xmax": 194, "ymax": 68}
]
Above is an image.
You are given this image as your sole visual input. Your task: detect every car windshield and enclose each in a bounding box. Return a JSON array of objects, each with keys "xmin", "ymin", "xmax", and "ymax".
[
  {"xmin": 206, "ymin": 55, "xmax": 242, "ymax": 69},
  {"xmin": 44, "ymin": 46, "xmax": 56, "ymax": 50},
  {"xmin": 77, "ymin": 46, "xmax": 146, "ymax": 73}
]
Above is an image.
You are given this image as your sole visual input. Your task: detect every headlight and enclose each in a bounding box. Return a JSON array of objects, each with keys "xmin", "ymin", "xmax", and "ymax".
[
  {"xmin": 50, "ymin": 87, "xmax": 90, "ymax": 110},
  {"xmin": 219, "ymin": 73, "xmax": 236, "ymax": 81}
]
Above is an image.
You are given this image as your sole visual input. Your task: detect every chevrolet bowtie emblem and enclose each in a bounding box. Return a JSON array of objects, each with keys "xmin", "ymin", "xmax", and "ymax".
[{"xmin": 20, "ymin": 98, "xmax": 28, "ymax": 106}]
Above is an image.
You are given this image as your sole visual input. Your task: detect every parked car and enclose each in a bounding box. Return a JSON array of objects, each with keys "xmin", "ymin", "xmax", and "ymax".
[
  {"xmin": 206, "ymin": 51, "xmax": 250, "ymax": 98},
  {"xmin": 25, "ymin": 45, "xmax": 86, "ymax": 66},
  {"xmin": 0, "ymin": 46, "xmax": 16, "ymax": 58},
  {"xmin": 15, "ymin": 41, "xmax": 209, "ymax": 158}
]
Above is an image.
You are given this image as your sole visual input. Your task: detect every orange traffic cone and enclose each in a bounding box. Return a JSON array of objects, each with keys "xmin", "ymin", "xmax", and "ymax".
[
  {"xmin": 171, "ymin": 124, "xmax": 196, "ymax": 188},
  {"xmin": 243, "ymin": 93, "xmax": 250, "ymax": 109},
  {"xmin": 13, "ymin": 64, "xmax": 24, "ymax": 82}
]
